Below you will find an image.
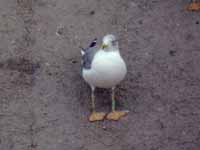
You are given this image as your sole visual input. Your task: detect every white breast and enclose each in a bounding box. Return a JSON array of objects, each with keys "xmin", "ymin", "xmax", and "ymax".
[{"xmin": 82, "ymin": 50, "xmax": 127, "ymax": 88}]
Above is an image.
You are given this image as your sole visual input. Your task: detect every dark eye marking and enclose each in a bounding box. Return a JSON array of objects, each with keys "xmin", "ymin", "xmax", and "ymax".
[{"xmin": 112, "ymin": 40, "xmax": 117, "ymax": 45}]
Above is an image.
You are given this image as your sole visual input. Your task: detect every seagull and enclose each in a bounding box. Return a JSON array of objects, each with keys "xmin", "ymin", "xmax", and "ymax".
[{"xmin": 81, "ymin": 34, "xmax": 128, "ymax": 122}]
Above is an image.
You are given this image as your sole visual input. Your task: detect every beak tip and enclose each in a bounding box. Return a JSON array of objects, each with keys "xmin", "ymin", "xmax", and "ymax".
[{"xmin": 101, "ymin": 44, "xmax": 108, "ymax": 49}]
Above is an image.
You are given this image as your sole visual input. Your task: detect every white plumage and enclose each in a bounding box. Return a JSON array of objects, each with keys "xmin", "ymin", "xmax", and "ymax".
[{"xmin": 82, "ymin": 50, "xmax": 127, "ymax": 88}]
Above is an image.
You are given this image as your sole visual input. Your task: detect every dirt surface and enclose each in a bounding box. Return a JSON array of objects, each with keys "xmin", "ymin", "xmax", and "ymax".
[{"xmin": 0, "ymin": 0, "xmax": 200, "ymax": 150}]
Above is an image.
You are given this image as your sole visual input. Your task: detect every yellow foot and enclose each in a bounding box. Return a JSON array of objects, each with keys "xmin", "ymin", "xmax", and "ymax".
[
  {"xmin": 186, "ymin": 2, "xmax": 200, "ymax": 11},
  {"xmin": 106, "ymin": 111, "xmax": 129, "ymax": 121},
  {"xmin": 89, "ymin": 112, "xmax": 106, "ymax": 122}
]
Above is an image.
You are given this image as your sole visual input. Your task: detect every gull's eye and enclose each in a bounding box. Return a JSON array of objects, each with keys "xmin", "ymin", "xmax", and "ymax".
[{"xmin": 112, "ymin": 40, "xmax": 117, "ymax": 45}]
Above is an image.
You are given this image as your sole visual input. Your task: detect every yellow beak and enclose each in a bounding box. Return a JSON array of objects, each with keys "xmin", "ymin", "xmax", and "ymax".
[{"xmin": 101, "ymin": 44, "xmax": 108, "ymax": 49}]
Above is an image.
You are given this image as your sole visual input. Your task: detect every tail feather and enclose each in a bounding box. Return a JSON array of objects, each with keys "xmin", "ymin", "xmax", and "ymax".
[
  {"xmin": 81, "ymin": 49, "xmax": 85, "ymax": 56},
  {"xmin": 79, "ymin": 46, "xmax": 85, "ymax": 56}
]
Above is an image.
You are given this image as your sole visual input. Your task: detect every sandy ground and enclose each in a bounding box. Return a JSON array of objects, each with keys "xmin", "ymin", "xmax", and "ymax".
[{"xmin": 0, "ymin": 0, "xmax": 200, "ymax": 150}]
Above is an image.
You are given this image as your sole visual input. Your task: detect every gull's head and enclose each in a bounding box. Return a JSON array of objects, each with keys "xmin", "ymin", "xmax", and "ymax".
[{"xmin": 101, "ymin": 34, "xmax": 119, "ymax": 51}]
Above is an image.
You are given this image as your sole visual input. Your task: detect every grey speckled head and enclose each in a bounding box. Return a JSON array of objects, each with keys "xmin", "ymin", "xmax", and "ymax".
[{"xmin": 101, "ymin": 34, "xmax": 119, "ymax": 51}]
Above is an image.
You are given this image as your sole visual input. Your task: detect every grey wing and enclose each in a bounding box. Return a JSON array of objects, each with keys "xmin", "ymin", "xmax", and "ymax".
[{"xmin": 82, "ymin": 47, "xmax": 98, "ymax": 70}]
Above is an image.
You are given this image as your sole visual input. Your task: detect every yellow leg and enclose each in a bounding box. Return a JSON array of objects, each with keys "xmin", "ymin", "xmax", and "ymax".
[
  {"xmin": 89, "ymin": 86, "xmax": 106, "ymax": 122},
  {"xmin": 106, "ymin": 87, "xmax": 129, "ymax": 121}
]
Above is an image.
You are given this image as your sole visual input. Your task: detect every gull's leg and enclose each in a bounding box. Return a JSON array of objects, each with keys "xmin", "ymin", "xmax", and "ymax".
[
  {"xmin": 106, "ymin": 87, "xmax": 129, "ymax": 121},
  {"xmin": 91, "ymin": 86, "xmax": 95, "ymax": 111},
  {"xmin": 89, "ymin": 86, "xmax": 106, "ymax": 122}
]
